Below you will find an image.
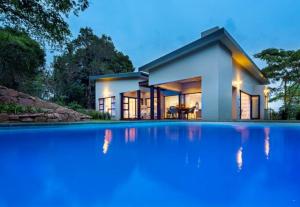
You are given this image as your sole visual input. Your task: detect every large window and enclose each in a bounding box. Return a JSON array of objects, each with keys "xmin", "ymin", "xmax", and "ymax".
[
  {"xmin": 240, "ymin": 92, "xmax": 251, "ymax": 119},
  {"xmin": 123, "ymin": 97, "xmax": 137, "ymax": 119},
  {"xmin": 240, "ymin": 91, "xmax": 260, "ymax": 120},
  {"xmin": 164, "ymin": 95, "xmax": 179, "ymax": 118},
  {"xmin": 99, "ymin": 96, "xmax": 116, "ymax": 117},
  {"xmin": 184, "ymin": 93, "xmax": 201, "ymax": 109},
  {"xmin": 145, "ymin": 97, "xmax": 157, "ymax": 118},
  {"xmin": 251, "ymin": 95, "xmax": 260, "ymax": 119},
  {"xmin": 184, "ymin": 93, "xmax": 201, "ymax": 119}
]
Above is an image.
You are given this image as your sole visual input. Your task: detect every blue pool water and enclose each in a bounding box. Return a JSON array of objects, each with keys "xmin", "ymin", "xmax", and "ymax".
[{"xmin": 0, "ymin": 122, "xmax": 300, "ymax": 207}]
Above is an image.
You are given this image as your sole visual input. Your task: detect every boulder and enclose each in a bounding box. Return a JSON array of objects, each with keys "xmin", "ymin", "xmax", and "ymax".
[
  {"xmin": 0, "ymin": 85, "xmax": 91, "ymax": 123},
  {"xmin": 0, "ymin": 113, "xmax": 9, "ymax": 122}
]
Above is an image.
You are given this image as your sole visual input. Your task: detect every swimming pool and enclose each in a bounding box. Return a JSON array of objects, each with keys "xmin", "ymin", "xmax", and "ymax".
[{"xmin": 0, "ymin": 122, "xmax": 299, "ymax": 207}]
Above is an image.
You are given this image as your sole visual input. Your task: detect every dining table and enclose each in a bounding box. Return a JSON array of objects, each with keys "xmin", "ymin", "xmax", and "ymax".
[{"xmin": 176, "ymin": 106, "xmax": 191, "ymax": 119}]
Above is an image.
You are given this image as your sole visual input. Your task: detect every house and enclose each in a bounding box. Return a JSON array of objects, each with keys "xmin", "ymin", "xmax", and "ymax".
[{"xmin": 90, "ymin": 27, "xmax": 269, "ymax": 121}]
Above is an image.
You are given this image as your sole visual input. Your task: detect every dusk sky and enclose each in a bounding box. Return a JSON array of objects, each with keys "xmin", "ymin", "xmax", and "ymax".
[
  {"xmin": 61, "ymin": 0, "xmax": 300, "ymax": 110},
  {"xmin": 66, "ymin": 0, "xmax": 300, "ymax": 69}
]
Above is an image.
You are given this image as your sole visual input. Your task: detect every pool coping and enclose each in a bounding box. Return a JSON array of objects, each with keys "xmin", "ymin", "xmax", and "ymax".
[{"xmin": 0, "ymin": 119, "xmax": 299, "ymax": 127}]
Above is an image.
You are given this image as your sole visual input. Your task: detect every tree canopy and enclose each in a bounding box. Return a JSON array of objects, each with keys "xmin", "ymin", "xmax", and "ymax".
[
  {"xmin": 255, "ymin": 48, "xmax": 300, "ymax": 119},
  {"xmin": 0, "ymin": 0, "xmax": 89, "ymax": 46},
  {"xmin": 52, "ymin": 27, "xmax": 134, "ymax": 108},
  {"xmin": 0, "ymin": 27, "xmax": 47, "ymax": 97}
]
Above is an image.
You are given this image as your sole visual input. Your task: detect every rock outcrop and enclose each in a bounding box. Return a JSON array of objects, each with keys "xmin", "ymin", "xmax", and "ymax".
[{"xmin": 0, "ymin": 85, "xmax": 91, "ymax": 122}]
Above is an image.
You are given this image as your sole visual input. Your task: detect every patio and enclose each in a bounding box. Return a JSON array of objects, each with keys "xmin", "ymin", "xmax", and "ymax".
[{"xmin": 120, "ymin": 77, "xmax": 202, "ymax": 120}]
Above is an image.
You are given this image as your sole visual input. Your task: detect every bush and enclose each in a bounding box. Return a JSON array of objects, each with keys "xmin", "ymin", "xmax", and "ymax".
[
  {"xmin": 0, "ymin": 103, "xmax": 44, "ymax": 114},
  {"xmin": 82, "ymin": 110, "xmax": 111, "ymax": 120},
  {"xmin": 67, "ymin": 101, "xmax": 84, "ymax": 111},
  {"xmin": 296, "ymin": 111, "xmax": 300, "ymax": 120}
]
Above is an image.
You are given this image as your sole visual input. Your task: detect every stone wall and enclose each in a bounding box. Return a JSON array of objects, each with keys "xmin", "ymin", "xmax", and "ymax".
[{"xmin": 0, "ymin": 85, "xmax": 91, "ymax": 122}]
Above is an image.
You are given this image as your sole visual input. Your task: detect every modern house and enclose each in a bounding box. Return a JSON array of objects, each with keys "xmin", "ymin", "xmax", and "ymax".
[{"xmin": 90, "ymin": 27, "xmax": 269, "ymax": 121}]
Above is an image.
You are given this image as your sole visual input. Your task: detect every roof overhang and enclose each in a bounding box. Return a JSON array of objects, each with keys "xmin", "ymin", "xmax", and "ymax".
[
  {"xmin": 89, "ymin": 71, "xmax": 149, "ymax": 81},
  {"xmin": 139, "ymin": 28, "xmax": 269, "ymax": 85}
]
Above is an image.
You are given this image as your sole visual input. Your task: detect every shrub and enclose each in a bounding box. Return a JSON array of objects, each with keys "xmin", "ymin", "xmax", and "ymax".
[
  {"xmin": 81, "ymin": 110, "xmax": 111, "ymax": 120},
  {"xmin": 0, "ymin": 103, "xmax": 43, "ymax": 114},
  {"xmin": 296, "ymin": 111, "xmax": 300, "ymax": 120},
  {"xmin": 67, "ymin": 101, "xmax": 84, "ymax": 111}
]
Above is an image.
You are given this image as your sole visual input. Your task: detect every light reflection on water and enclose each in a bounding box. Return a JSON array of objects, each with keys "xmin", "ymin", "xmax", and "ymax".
[
  {"xmin": 264, "ymin": 127, "xmax": 270, "ymax": 159},
  {"xmin": 0, "ymin": 123, "xmax": 299, "ymax": 207},
  {"xmin": 102, "ymin": 129, "xmax": 112, "ymax": 154}
]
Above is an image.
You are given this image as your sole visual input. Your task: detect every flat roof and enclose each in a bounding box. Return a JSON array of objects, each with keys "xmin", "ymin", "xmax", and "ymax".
[
  {"xmin": 139, "ymin": 27, "xmax": 269, "ymax": 84},
  {"xmin": 90, "ymin": 71, "xmax": 149, "ymax": 81}
]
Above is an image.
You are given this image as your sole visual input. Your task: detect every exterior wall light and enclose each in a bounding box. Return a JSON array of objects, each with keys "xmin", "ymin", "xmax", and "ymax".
[
  {"xmin": 264, "ymin": 87, "xmax": 270, "ymax": 96},
  {"xmin": 232, "ymin": 80, "xmax": 242, "ymax": 88}
]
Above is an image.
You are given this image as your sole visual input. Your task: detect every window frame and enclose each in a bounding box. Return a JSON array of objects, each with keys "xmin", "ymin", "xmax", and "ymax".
[
  {"xmin": 98, "ymin": 96, "xmax": 116, "ymax": 117},
  {"xmin": 239, "ymin": 90, "xmax": 260, "ymax": 120}
]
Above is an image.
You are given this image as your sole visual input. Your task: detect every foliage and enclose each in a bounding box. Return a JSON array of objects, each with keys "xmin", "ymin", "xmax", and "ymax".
[
  {"xmin": 82, "ymin": 110, "xmax": 111, "ymax": 120},
  {"xmin": 255, "ymin": 48, "xmax": 300, "ymax": 119},
  {"xmin": 67, "ymin": 102, "xmax": 111, "ymax": 120},
  {"xmin": 296, "ymin": 111, "xmax": 300, "ymax": 120},
  {"xmin": 0, "ymin": 0, "xmax": 89, "ymax": 46},
  {"xmin": 55, "ymin": 101, "xmax": 111, "ymax": 120},
  {"xmin": 0, "ymin": 103, "xmax": 44, "ymax": 114},
  {"xmin": 52, "ymin": 27, "xmax": 134, "ymax": 108},
  {"xmin": 0, "ymin": 27, "xmax": 48, "ymax": 98},
  {"xmin": 67, "ymin": 101, "xmax": 84, "ymax": 111}
]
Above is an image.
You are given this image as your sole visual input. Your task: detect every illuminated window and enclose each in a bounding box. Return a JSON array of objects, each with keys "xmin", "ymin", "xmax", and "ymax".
[
  {"xmin": 251, "ymin": 95, "xmax": 260, "ymax": 119},
  {"xmin": 240, "ymin": 92, "xmax": 251, "ymax": 119},
  {"xmin": 184, "ymin": 93, "xmax": 201, "ymax": 109},
  {"xmin": 164, "ymin": 95, "xmax": 179, "ymax": 118},
  {"xmin": 184, "ymin": 93, "xmax": 201, "ymax": 119},
  {"xmin": 240, "ymin": 91, "xmax": 260, "ymax": 120},
  {"xmin": 99, "ymin": 96, "xmax": 116, "ymax": 117},
  {"xmin": 123, "ymin": 97, "xmax": 137, "ymax": 119}
]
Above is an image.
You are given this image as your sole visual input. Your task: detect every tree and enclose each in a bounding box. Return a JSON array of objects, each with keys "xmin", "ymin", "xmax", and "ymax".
[
  {"xmin": 0, "ymin": 0, "xmax": 89, "ymax": 46},
  {"xmin": 0, "ymin": 27, "xmax": 47, "ymax": 97},
  {"xmin": 255, "ymin": 48, "xmax": 300, "ymax": 119},
  {"xmin": 52, "ymin": 27, "xmax": 134, "ymax": 108}
]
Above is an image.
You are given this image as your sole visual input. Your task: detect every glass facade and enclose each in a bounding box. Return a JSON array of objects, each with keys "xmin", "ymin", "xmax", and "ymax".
[{"xmin": 123, "ymin": 97, "xmax": 137, "ymax": 119}]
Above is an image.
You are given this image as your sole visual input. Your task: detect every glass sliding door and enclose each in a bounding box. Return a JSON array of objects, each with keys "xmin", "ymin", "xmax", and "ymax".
[
  {"xmin": 240, "ymin": 91, "xmax": 260, "ymax": 120},
  {"xmin": 129, "ymin": 98, "xmax": 137, "ymax": 119},
  {"xmin": 251, "ymin": 95, "xmax": 260, "ymax": 119},
  {"xmin": 240, "ymin": 92, "xmax": 251, "ymax": 120},
  {"xmin": 123, "ymin": 97, "xmax": 137, "ymax": 119},
  {"xmin": 184, "ymin": 93, "xmax": 201, "ymax": 119},
  {"xmin": 164, "ymin": 95, "xmax": 179, "ymax": 118}
]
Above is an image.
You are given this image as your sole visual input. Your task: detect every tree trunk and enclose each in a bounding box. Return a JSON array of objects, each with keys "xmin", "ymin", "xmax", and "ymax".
[{"xmin": 283, "ymin": 80, "xmax": 288, "ymax": 120}]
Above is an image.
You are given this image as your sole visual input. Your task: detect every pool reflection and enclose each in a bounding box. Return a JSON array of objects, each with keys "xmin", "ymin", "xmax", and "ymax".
[
  {"xmin": 264, "ymin": 127, "xmax": 270, "ymax": 159},
  {"xmin": 102, "ymin": 129, "xmax": 112, "ymax": 154}
]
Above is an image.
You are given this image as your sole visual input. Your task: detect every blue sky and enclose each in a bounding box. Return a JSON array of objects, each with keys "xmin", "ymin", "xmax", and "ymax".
[
  {"xmin": 59, "ymin": 0, "xmax": 300, "ymax": 110},
  {"xmin": 66, "ymin": 0, "xmax": 300, "ymax": 69}
]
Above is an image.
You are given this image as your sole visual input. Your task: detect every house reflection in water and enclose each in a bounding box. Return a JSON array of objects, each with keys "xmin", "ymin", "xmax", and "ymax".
[
  {"xmin": 236, "ymin": 147, "xmax": 243, "ymax": 171},
  {"xmin": 235, "ymin": 126, "xmax": 249, "ymax": 143},
  {"xmin": 125, "ymin": 128, "xmax": 136, "ymax": 143},
  {"xmin": 188, "ymin": 126, "xmax": 202, "ymax": 142},
  {"xmin": 103, "ymin": 129, "xmax": 112, "ymax": 154},
  {"xmin": 264, "ymin": 127, "xmax": 270, "ymax": 159}
]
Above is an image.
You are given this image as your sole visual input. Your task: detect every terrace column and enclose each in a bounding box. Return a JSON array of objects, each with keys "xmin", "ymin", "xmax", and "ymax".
[
  {"xmin": 156, "ymin": 87, "xmax": 161, "ymax": 120},
  {"xmin": 137, "ymin": 90, "xmax": 141, "ymax": 120},
  {"xmin": 120, "ymin": 93, "xmax": 124, "ymax": 120},
  {"xmin": 150, "ymin": 86, "xmax": 155, "ymax": 120},
  {"xmin": 178, "ymin": 93, "xmax": 182, "ymax": 119}
]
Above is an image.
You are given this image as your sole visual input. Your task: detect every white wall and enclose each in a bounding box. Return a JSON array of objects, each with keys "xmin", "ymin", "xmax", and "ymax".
[
  {"xmin": 149, "ymin": 43, "xmax": 233, "ymax": 121},
  {"xmin": 95, "ymin": 78, "xmax": 141, "ymax": 119}
]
